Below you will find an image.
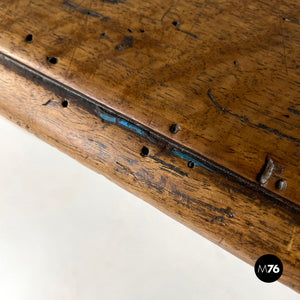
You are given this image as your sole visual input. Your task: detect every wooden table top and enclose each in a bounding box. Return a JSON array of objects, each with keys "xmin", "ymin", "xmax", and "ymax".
[
  {"xmin": 0, "ymin": 0, "xmax": 299, "ymax": 206},
  {"xmin": 0, "ymin": 0, "xmax": 299, "ymax": 291}
]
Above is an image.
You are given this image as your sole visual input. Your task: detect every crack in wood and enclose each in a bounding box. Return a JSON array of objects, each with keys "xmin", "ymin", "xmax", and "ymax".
[
  {"xmin": 283, "ymin": 17, "xmax": 300, "ymax": 25},
  {"xmin": 64, "ymin": 1, "xmax": 102, "ymax": 18},
  {"xmin": 207, "ymin": 89, "xmax": 300, "ymax": 143},
  {"xmin": 149, "ymin": 155, "xmax": 189, "ymax": 177}
]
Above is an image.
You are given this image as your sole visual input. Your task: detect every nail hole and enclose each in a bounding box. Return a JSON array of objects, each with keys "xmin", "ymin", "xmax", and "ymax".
[
  {"xmin": 47, "ymin": 56, "xmax": 59, "ymax": 64},
  {"xmin": 170, "ymin": 124, "xmax": 181, "ymax": 134},
  {"xmin": 233, "ymin": 61, "xmax": 238, "ymax": 66},
  {"xmin": 172, "ymin": 21, "xmax": 181, "ymax": 27},
  {"xmin": 188, "ymin": 161, "xmax": 195, "ymax": 168},
  {"xmin": 128, "ymin": 28, "xmax": 133, "ymax": 33},
  {"xmin": 25, "ymin": 34, "xmax": 33, "ymax": 43},
  {"xmin": 62, "ymin": 100, "xmax": 68, "ymax": 107},
  {"xmin": 140, "ymin": 29, "xmax": 145, "ymax": 33},
  {"xmin": 141, "ymin": 146, "xmax": 149, "ymax": 156},
  {"xmin": 115, "ymin": 45, "xmax": 123, "ymax": 51},
  {"xmin": 100, "ymin": 32, "xmax": 107, "ymax": 37}
]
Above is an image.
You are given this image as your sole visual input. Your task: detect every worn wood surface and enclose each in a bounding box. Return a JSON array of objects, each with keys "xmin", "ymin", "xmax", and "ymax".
[
  {"xmin": 0, "ymin": 0, "xmax": 299, "ymax": 203},
  {"xmin": 0, "ymin": 0, "xmax": 299, "ymax": 292},
  {"xmin": 0, "ymin": 55, "xmax": 299, "ymax": 291}
]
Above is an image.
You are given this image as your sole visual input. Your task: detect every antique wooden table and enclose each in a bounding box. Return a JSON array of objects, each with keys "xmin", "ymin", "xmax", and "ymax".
[{"xmin": 0, "ymin": 0, "xmax": 299, "ymax": 291}]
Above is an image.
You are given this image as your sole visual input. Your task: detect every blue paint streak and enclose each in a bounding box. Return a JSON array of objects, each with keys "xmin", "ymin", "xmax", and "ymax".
[
  {"xmin": 119, "ymin": 120, "xmax": 156, "ymax": 143},
  {"xmin": 172, "ymin": 150, "xmax": 214, "ymax": 172},
  {"xmin": 99, "ymin": 113, "xmax": 156, "ymax": 143},
  {"xmin": 120, "ymin": 120, "xmax": 145, "ymax": 136},
  {"xmin": 99, "ymin": 113, "xmax": 117, "ymax": 123}
]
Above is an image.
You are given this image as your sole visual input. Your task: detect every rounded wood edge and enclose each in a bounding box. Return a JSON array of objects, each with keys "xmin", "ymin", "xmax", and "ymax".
[{"xmin": 0, "ymin": 60, "xmax": 299, "ymax": 292}]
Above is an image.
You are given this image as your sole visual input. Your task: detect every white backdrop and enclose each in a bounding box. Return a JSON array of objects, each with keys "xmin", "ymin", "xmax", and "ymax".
[{"xmin": 0, "ymin": 115, "xmax": 298, "ymax": 300}]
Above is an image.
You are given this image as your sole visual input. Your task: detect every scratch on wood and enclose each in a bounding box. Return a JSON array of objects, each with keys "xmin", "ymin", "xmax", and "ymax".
[
  {"xmin": 65, "ymin": 44, "xmax": 78, "ymax": 78},
  {"xmin": 283, "ymin": 17, "xmax": 300, "ymax": 25},
  {"xmin": 88, "ymin": 138, "xmax": 107, "ymax": 149},
  {"xmin": 116, "ymin": 162, "xmax": 137, "ymax": 180},
  {"xmin": 257, "ymin": 124, "xmax": 300, "ymax": 143},
  {"xmin": 171, "ymin": 186, "xmax": 235, "ymax": 218},
  {"xmin": 101, "ymin": 0, "xmax": 124, "ymax": 4},
  {"xmin": 29, "ymin": 1, "xmax": 43, "ymax": 7},
  {"xmin": 207, "ymin": 89, "xmax": 249, "ymax": 122},
  {"xmin": 280, "ymin": 20, "xmax": 288, "ymax": 75},
  {"xmin": 207, "ymin": 89, "xmax": 300, "ymax": 143},
  {"xmin": 64, "ymin": 1, "xmax": 102, "ymax": 17},
  {"xmin": 177, "ymin": 29, "xmax": 199, "ymax": 40},
  {"xmin": 288, "ymin": 107, "xmax": 300, "ymax": 116},
  {"xmin": 161, "ymin": 6, "xmax": 172, "ymax": 22},
  {"xmin": 42, "ymin": 98, "xmax": 53, "ymax": 106},
  {"xmin": 287, "ymin": 226, "xmax": 296, "ymax": 251},
  {"xmin": 207, "ymin": 88, "xmax": 226, "ymax": 111},
  {"xmin": 149, "ymin": 155, "xmax": 189, "ymax": 177}
]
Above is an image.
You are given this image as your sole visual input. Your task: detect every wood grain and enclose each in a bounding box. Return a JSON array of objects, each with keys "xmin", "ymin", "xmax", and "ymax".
[
  {"xmin": 0, "ymin": 53, "xmax": 299, "ymax": 291},
  {"xmin": 0, "ymin": 0, "xmax": 299, "ymax": 204}
]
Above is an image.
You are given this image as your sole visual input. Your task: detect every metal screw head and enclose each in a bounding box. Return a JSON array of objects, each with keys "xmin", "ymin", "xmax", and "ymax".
[
  {"xmin": 275, "ymin": 179, "xmax": 287, "ymax": 191},
  {"xmin": 170, "ymin": 124, "xmax": 181, "ymax": 134}
]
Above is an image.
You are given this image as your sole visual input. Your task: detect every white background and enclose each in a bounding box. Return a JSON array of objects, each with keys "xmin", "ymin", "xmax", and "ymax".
[{"xmin": 0, "ymin": 115, "xmax": 298, "ymax": 300}]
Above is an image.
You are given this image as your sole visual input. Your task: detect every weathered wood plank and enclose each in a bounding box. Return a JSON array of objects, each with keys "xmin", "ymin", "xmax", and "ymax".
[
  {"xmin": 0, "ymin": 54, "xmax": 299, "ymax": 291},
  {"xmin": 0, "ymin": 0, "xmax": 299, "ymax": 203}
]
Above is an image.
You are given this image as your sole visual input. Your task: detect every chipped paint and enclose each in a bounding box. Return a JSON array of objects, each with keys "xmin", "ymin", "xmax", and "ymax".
[
  {"xmin": 98, "ymin": 112, "xmax": 156, "ymax": 143},
  {"xmin": 119, "ymin": 119, "xmax": 144, "ymax": 136},
  {"xmin": 99, "ymin": 112, "xmax": 117, "ymax": 123},
  {"xmin": 119, "ymin": 120, "xmax": 156, "ymax": 143}
]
